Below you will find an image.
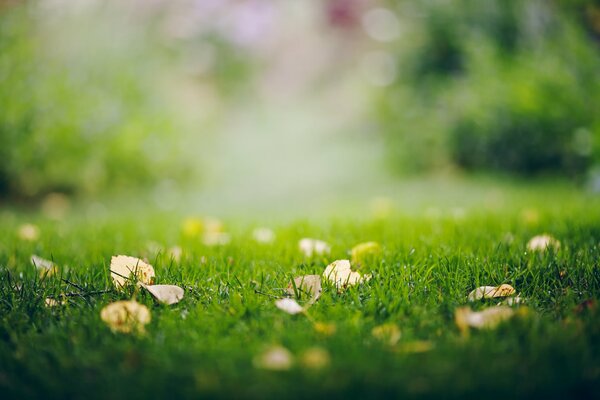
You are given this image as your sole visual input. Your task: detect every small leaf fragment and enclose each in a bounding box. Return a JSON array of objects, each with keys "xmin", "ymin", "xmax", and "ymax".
[
  {"xmin": 286, "ymin": 275, "xmax": 322, "ymax": 304},
  {"xmin": 350, "ymin": 241, "xmax": 382, "ymax": 266},
  {"xmin": 313, "ymin": 322, "xmax": 337, "ymax": 336},
  {"xmin": 275, "ymin": 298, "xmax": 304, "ymax": 315},
  {"xmin": 455, "ymin": 306, "xmax": 515, "ymax": 333},
  {"xmin": 142, "ymin": 284, "xmax": 184, "ymax": 305},
  {"xmin": 253, "ymin": 345, "xmax": 294, "ymax": 371},
  {"xmin": 323, "ymin": 259, "xmax": 369, "ymax": 290},
  {"xmin": 468, "ymin": 284, "xmax": 516, "ymax": 301},
  {"xmin": 110, "ymin": 255, "xmax": 155, "ymax": 288},
  {"xmin": 371, "ymin": 323, "xmax": 401, "ymax": 346},
  {"xmin": 300, "ymin": 347, "xmax": 331, "ymax": 370},
  {"xmin": 527, "ymin": 234, "xmax": 560, "ymax": 252},
  {"xmin": 298, "ymin": 238, "xmax": 330, "ymax": 257},
  {"xmin": 18, "ymin": 223, "xmax": 40, "ymax": 241},
  {"xmin": 253, "ymin": 227, "xmax": 275, "ymax": 244},
  {"xmin": 100, "ymin": 300, "xmax": 151, "ymax": 334},
  {"xmin": 31, "ymin": 255, "xmax": 58, "ymax": 277}
]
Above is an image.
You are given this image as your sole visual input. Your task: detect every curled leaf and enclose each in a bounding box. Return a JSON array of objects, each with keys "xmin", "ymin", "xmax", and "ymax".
[
  {"xmin": 253, "ymin": 345, "xmax": 294, "ymax": 371},
  {"xmin": 141, "ymin": 284, "xmax": 184, "ymax": 305},
  {"xmin": 110, "ymin": 255, "xmax": 155, "ymax": 288},
  {"xmin": 31, "ymin": 255, "xmax": 58, "ymax": 277},
  {"xmin": 455, "ymin": 306, "xmax": 514, "ymax": 333},
  {"xmin": 371, "ymin": 323, "xmax": 401, "ymax": 346},
  {"xmin": 275, "ymin": 298, "xmax": 304, "ymax": 315},
  {"xmin": 298, "ymin": 238, "xmax": 330, "ymax": 257},
  {"xmin": 286, "ymin": 275, "xmax": 322, "ymax": 305},
  {"xmin": 323, "ymin": 260, "xmax": 370, "ymax": 290},
  {"xmin": 350, "ymin": 241, "xmax": 382, "ymax": 265},
  {"xmin": 468, "ymin": 284, "xmax": 516, "ymax": 301},
  {"xmin": 527, "ymin": 234, "xmax": 560, "ymax": 252},
  {"xmin": 100, "ymin": 300, "xmax": 151, "ymax": 334}
]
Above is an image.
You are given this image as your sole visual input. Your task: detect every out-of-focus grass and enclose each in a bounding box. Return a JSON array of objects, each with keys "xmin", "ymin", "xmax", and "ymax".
[{"xmin": 0, "ymin": 180, "xmax": 599, "ymax": 399}]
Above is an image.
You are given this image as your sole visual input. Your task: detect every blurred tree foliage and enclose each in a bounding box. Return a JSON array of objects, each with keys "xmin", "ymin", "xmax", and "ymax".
[{"xmin": 376, "ymin": 0, "xmax": 600, "ymax": 177}]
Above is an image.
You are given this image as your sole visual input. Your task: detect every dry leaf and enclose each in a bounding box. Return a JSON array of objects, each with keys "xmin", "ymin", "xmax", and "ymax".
[
  {"xmin": 100, "ymin": 300, "xmax": 151, "ymax": 334},
  {"xmin": 371, "ymin": 323, "xmax": 401, "ymax": 346},
  {"xmin": 323, "ymin": 260, "xmax": 370, "ymax": 290},
  {"xmin": 253, "ymin": 346, "xmax": 294, "ymax": 371},
  {"xmin": 504, "ymin": 295, "xmax": 525, "ymax": 306},
  {"xmin": 468, "ymin": 284, "xmax": 516, "ymax": 301},
  {"xmin": 253, "ymin": 227, "xmax": 275, "ymax": 244},
  {"xmin": 45, "ymin": 297, "xmax": 65, "ymax": 307},
  {"xmin": 300, "ymin": 347, "xmax": 330, "ymax": 370},
  {"xmin": 110, "ymin": 255, "xmax": 155, "ymax": 287},
  {"xmin": 141, "ymin": 284, "xmax": 184, "ymax": 305},
  {"xmin": 18, "ymin": 223, "xmax": 40, "ymax": 241},
  {"xmin": 31, "ymin": 255, "xmax": 58, "ymax": 277},
  {"xmin": 275, "ymin": 298, "xmax": 304, "ymax": 315},
  {"xmin": 299, "ymin": 238, "xmax": 330, "ymax": 257},
  {"xmin": 350, "ymin": 241, "xmax": 382, "ymax": 265},
  {"xmin": 286, "ymin": 275, "xmax": 322, "ymax": 305},
  {"xmin": 455, "ymin": 306, "xmax": 515, "ymax": 333},
  {"xmin": 527, "ymin": 234, "xmax": 560, "ymax": 252}
]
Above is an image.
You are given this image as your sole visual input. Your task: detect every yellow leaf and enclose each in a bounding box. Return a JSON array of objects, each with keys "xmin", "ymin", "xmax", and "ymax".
[
  {"xmin": 253, "ymin": 346, "xmax": 294, "ymax": 371},
  {"xmin": 298, "ymin": 238, "xmax": 330, "ymax": 257},
  {"xmin": 371, "ymin": 323, "xmax": 401, "ymax": 346},
  {"xmin": 100, "ymin": 300, "xmax": 151, "ymax": 334},
  {"xmin": 323, "ymin": 260, "xmax": 370, "ymax": 290},
  {"xmin": 110, "ymin": 255, "xmax": 155, "ymax": 288},
  {"xmin": 468, "ymin": 284, "xmax": 516, "ymax": 301},
  {"xmin": 527, "ymin": 234, "xmax": 560, "ymax": 252},
  {"xmin": 182, "ymin": 218, "xmax": 203, "ymax": 238},
  {"xmin": 300, "ymin": 347, "xmax": 330, "ymax": 370},
  {"xmin": 286, "ymin": 275, "xmax": 322, "ymax": 305},
  {"xmin": 141, "ymin": 284, "xmax": 184, "ymax": 305},
  {"xmin": 313, "ymin": 322, "xmax": 337, "ymax": 336},
  {"xmin": 350, "ymin": 241, "xmax": 382, "ymax": 266}
]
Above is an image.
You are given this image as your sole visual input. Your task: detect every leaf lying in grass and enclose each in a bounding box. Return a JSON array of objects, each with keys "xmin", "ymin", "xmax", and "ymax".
[
  {"xmin": 298, "ymin": 238, "xmax": 330, "ymax": 257},
  {"xmin": 313, "ymin": 322, "xmax": 337, "ymax": 336},
  {"xmin": 45, "ymin": 297, "xmax": 65, "ymax": 307},
  {"xmin": 455, "ymin": 306, "xmax": 515, "ymax": 332},
  {"xmin": 275, "ymin": 298, "xmax": 304, "ymax": 315},
  {"xmin": 31, "ymin": 255, "xmax": 58, "ymax": 277},
  {"xmin": 141, "ymin": 284, "xmax": 184, "ymax": 305},
  {"xmin": 527, "ymin": 234, "xmax": 560, "ymax": 251},
  {"xmin": 350, "ymin": 241, "xmax": 382, "ymax": 265},
  {"xmin": 468, "ymin": 284, "xmax": 516, "ymax": 301},
  {"xmin": 323, "ymin": 260, "xmax": 370, "ymax": 290},
  {"xmin": 371, "ymin": 323, "xmax": 401, "ymax": 346},
  {"xmin": 110, "ymin": 255, "xmax": 155, "ymax": 288},
  {"xmin": 503, "ymin": 295, "xmax": 525, "ymax": 306},
  {"xmin": 253, "ymin": 345, "xmax": 294, "ymax": 371},
  {"xmin": 286, "ymin": 275, "xmax": 322, "ymax": 305},
  {"xmin": 100, "ymin": 300, "xmax": 151, "ymax": 334},
  {"xmin": 300, "ymin": 347, "xmax": 330, "ymax": 370},
  {"xmin": 18, "ymin": 223, "xmax": 40, "ymax": 241},
  {"xmin": 253, "ymin": 227, "xmax": 275, "ymax": 244}
]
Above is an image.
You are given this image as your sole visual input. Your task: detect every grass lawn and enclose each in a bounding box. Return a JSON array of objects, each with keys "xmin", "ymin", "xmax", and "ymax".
[{"xmin": 1, "ymin": 180, "xmax": 599, "ymax": 399}]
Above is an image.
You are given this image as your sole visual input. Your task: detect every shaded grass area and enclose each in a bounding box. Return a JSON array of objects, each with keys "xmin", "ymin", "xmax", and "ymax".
[{"xmin": 0, "ymin": 191, "xmax": 599, "ymax": 399}]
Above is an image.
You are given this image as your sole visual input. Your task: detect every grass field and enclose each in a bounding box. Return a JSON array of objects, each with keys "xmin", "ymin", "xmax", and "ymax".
[{"xmin": 1, "ymin": 180, "xmax": 599, "ymax": 399}]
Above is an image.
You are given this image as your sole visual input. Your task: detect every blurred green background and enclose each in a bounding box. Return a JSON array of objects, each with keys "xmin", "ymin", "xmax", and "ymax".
[{"xmin": 1, "ymin": 0, "xmax": 599, "ymax": 207}]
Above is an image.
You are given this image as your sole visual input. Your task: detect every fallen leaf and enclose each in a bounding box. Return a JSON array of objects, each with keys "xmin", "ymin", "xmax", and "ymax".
[
  {"xmin": 313, "ymin": 322, "xmax": 336, "ymax": 336},
  {"xmin": 468, "ymin": 284, "xmax": 516, "ymax": 301},
  {"xmin": 371, "ymin": 323, "xmax": 401, "ymax": 346},
  {"xmin": 31, "ymin": 255, "xmax": 58, "ymax": 277},
  {"xmin": 503, "ymin": 295, "xmax": 525, "ymax": 306},
  {"xmin": 253, "ymin": 345, "xmax": 294, "ymax": 371},
  {"xmin": 527, "ymin": 234, "xmax": 560, "ymax": 252},
  {"xmin": 286, "ymin": 275, "xmax": 322, "ymax": 305},
  {"xmin": 100, "ymin": 300, "xmax": 151, "ymax": 334},
  {"xmin": 141, "ymin": 284, "xmax": 184, "ymax": 305},
  {"xmin": 350, "ymin": 241, "xmax": 382, "ymax": 265},
  {"xmin": 299, "ymin": 238, "xmax": 330, "ymax": 257},
  {"xmin": 455, "ymin": 306, "xmax": 515, "ymax": 333},
  {"xmin": 110, "ymin": 255, "xmax": 155, "ymax": 288},
  {"xmin": 275, "ymin": 298, "xmax": 304, "ymax": 315},
  {"xmin": 18, "ymin": 223, "xmax": 39, "ymax": 241},
  {"xmin": 323, "ymin": 260, "xmax": 370, "ymax": 290},
  {"xmin": 253, "ymin": 227, "xmax": 275, "ymax": 244},
  {"xmin": 45, "ymin": 297, "xmax": 65, "ymax": 307},
  {"xmin": 397, "ymin": 340, "xmax": 434, "ymax": 354},
  {"xmin": 300, "ymin": 347, "xmax": 330, "ymax": 369}
]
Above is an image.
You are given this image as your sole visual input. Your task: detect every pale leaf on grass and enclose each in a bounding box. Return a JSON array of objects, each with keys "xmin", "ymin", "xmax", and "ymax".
[
  {"xmin": 31, "ymin": 255, "xmax": 58, "ymax": 277},
  {"xmin": 18, "ymin": 223, "xmax": 40, "ymax": 241},
  {"xmin": 468, "ymin": 284, "xmax": 516, "ymax": 301},
  {"xmin": 371, "ymin": 323, "xmax": 401, "ymax": 346},
  {"xmin": 323, "ymin": 259, "xmax": 370, "ymax": 290},
  {"xmin": 299, "ymin": 238, "xmax": 330, "ymax": 257},
  {"xmin": 275, "ymin": 298, "xmax": 304, "ymax": 315},
  {"xmin": 253, "ymin": 345, "xmax": 294, "ymax": 371},
  {"xmin": 286, "ymin": 275, "xmax": 322, "ymax": 305},
  {"xmin": 100, "ymin": 300, "xmax": 151, "ymax": 334},
  {"xmin": 110, "ymin": 255, "xmax": 155, "ymax": 288},
  {"xmin": 350, "ymin": 241, "xmax": 382, "ymax": 265},
  {"xmin": 527, "ymin": 234, "xmax": 560, "ymax": 252},
  {"xmin": 141, "ymin": 284, "xmax": 184, "ymax": 305},
  {"xmin": 45, "ymin": 297, "xmax": 65, "ymax": 307},
  {"xmin": 455, "ymin": 306, "xmax": 515, "ymax": 333}
]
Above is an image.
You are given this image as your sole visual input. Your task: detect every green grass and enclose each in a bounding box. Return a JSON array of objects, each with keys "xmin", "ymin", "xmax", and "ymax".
[{"xmin": 1, "ymin": 186, "xmax": 599, "ymax": 399}]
